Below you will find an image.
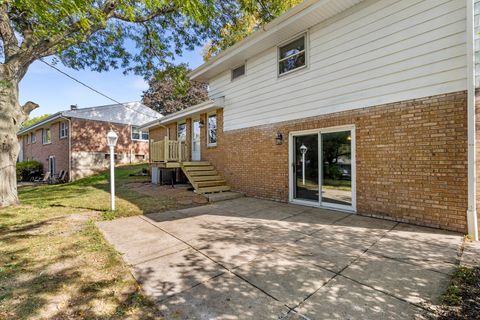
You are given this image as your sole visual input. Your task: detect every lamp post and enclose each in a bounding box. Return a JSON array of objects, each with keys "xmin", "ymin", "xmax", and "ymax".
[
  {"xmin": 107, "ymin": 130, "xmax": 118, "ymax": 210},
  {"xmin": 300, "ymin": 144, "xmax": 308, "ymax": 185}
]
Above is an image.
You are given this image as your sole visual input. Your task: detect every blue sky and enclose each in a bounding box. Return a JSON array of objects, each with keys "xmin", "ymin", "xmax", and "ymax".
[{"xmin": 20, "ymin": 46, "xmax": 205, "ymax": 118}]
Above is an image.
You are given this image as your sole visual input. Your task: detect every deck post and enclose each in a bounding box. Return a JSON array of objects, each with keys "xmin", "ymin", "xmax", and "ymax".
[
  {"xmin": 149, "ymin": 139, "xmax": 154, "ymax": 163},
  {"xmin": 164, "ymin": 136, "xmax": 169, "ymax": 163},
  {"xmin": 178, "ymin": 140, "xmax": 182, "ymax": 162}
]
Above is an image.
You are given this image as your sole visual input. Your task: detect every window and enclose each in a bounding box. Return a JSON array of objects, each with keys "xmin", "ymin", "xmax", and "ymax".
[
  {"xmin": 278, "ymin": 35, "xmax": 306, "ymax": 75},
  {"xmin": 131, "ymin": 126, "xmax": 149, "ymax": 141},
  {"xmin": 177, "ymin": 122, "xmax": 187, "ymax": 141},
  {"xmin": 31, "ymin": 132, "xmax": 36, "ymax": 143},
  {"xmin": 231, "ymin": 64, "xmax": 245, "ymax": 81},
  {"xmin": 207, "ymin": 113, "xmax": 217, "ymax": 146},
  {"xmin": 26, "ymin": 134, "xmax": 30, "ymax": 144},
  {"xmin": 60, "ymin": 122, "xmax": 68, "ymax": 138},
  {"xmin": 42, "ymin": 128, "xmax": 51, "ymax": 144}
]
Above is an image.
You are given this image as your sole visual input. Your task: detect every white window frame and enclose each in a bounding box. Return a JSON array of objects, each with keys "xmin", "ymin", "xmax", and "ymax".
[
  {"xmin": 60, "ymin": 122, "xmax": 68, "ymax": 139},
  {"xmin": 31, "ymin": 132, "xmax": 36, "ymax": 144},
  {"xmin": 177, "ymin": 122, "xmax": 187, "ymax": 142},
  {"xmin": 288, "ymin": 124, "xmax": 356, "ymax": 213},
  {"xmin": 42, "ymin": 128, "xmax": 51, "ymax": 145},
  {"xmin": 131, "ymin": 126, "xmax": 149, "ymax": 141},
  {"xmin": 207, "ymin": 112, "xmax": 217, "ymax": 147},
  {"xmin": 26, "ymin": 134, "xmax": 30, "ymax": 144},
  {"xmin": 277, "ymin": 32, "xmax": 308, "ymax": 77},
  {"xmin": 231, "ymin": 63, "xmax": 246, "ymax": 82}
]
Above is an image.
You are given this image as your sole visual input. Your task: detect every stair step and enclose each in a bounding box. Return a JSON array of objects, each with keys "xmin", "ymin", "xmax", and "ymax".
[
  {"xmin": 182, "ymin": 161, "xmax": 211, "ymax": 166},
  {"xmin": 191, "ymin": 175, "xmax": 223, "ymax": 182},
  {"xmin": 188, "ymin": 170, "xmax": 218, "ymax": 176},
  {"xmin": 196, "ymin": 185, "xmax": 231, "ymax": 194},
  {"xmin": 184, "ymin": 166, "xmax": 215, "ymax": 171},
  {"xmin": 197, "ymin": 180, "xmax": 226, "ymax": 188}
]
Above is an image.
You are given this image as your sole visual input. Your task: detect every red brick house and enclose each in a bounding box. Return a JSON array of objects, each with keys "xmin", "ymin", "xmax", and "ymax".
[
  {"xmin": 142, "ymin": 0, "xmax": 480, "ymax": 239},
  {"xmin": 18, "ymin": 102, "xmax": 161, "ymax": 181}
]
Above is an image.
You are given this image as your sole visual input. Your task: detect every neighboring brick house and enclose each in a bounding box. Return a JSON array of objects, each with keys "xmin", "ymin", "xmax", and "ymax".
[
  {"xmin": 18, "ymin": 102, "xmax": 161, "ymax": 181},
  {"xmin": 142, "ymin": 0, "xmax": 480, "ymax": 239}
]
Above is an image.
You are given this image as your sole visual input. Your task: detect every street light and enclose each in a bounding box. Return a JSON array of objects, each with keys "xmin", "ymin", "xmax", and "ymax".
[
  {"xmin": 300, "ymin": 144, "xmax": 308, "ymax": 185},
  {"xmin": 107, "ymin": 130, "xmax": 118, "ymax": 210}
]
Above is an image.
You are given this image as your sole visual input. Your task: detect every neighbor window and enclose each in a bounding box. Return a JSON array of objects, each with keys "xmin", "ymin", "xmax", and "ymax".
[
  {"xmin": 26, "ymin": 134, "xmax": 30, "ymax": 144},
  {"xmin": 231, "ymin": 64, "xmax": 245, "ymax": 81},
  {"xmin": 207, "ymin": 113, "xmax": 217, "ymax": 146},
  {"xmin": 177, "ymin": 122, "xmax": 187, "ymax": 141},
  {"xmin": 278, "ymin": 35, "xmax": 306, "ymax": 75},
  {"xmin": 131, "ymin": 126, "xmax": 149, "ymax": 140},
  {"xmin": 60, "ymin": 122, "xmax": 68, "ymax": 138},
  {"xmin": 30, "ymin": 132, "xmax": 36, "ymax": 143},
  {"xmin": 42, "ymin": 128, "xmax": 51, "ymax": 144}
]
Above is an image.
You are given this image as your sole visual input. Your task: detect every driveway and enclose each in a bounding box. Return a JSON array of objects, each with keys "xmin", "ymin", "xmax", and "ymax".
[{"xmin": 97, "ymin": 198, "xmax": 463, "ymax": 319}]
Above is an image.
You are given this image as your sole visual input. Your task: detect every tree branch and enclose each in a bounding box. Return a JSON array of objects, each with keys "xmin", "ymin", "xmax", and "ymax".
[
  {"xmin": 0, "ymin": 3, "xmax": 19, "ymax": 60},
  {"xmin": 21, "ymin": 101, "xmax": 39, "ymax": 116},
  {"xmin": 111, "ymin": 5, "xmax": 176, "ymax": 23}
]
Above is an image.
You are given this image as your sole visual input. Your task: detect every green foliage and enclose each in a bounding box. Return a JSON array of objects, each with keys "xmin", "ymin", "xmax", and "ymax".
[
  {"xmin": 324, "ymin": 164, "xmax": 343, "ymax": 180},
  {"xmin": 20, "ymin": 114, "xmax": 50, "ymax": 129},
  {"xmin": 16, "ymin": 160, "xmax": 43, "ymax": 182},
  {"xmin": 142, "ymin": 64, "xmax": 208, "ymax": 115}
]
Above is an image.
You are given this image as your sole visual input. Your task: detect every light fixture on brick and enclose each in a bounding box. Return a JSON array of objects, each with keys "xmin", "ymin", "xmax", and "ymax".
[{"xmin": 275, "ymin": 132, "xmax": 283, "ymax": 145}]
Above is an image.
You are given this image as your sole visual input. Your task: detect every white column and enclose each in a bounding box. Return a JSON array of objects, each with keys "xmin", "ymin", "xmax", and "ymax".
[{"xmin": 110, "ymin": 145, "xmax": 115, "ymax": 211}]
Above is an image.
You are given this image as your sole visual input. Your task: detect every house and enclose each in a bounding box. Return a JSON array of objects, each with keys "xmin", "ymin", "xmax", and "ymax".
[
  {"xmin": 142, "ymin": 0, "xmax": 480, "ymax": 238},
  {"xmin": 18, "ymin": 102, "xmax": 161, "ymax": 181}
]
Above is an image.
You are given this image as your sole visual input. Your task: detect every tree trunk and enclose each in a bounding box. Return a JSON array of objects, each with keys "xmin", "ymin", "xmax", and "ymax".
[{"xmin": 0, "ymin": 63, "xmax": 36, "ymax": 207}]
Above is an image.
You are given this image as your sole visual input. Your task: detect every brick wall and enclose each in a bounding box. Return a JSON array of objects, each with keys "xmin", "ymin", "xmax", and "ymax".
[
  {"xmin": 21, "ymin": 121, "xmax": 69, "ymax": 178},
  {"xmin": 200, "ymin": 91, "xmax": 468, "ymax": 233},
  {"xmin": 70, "ymin": 118, "xmax": 149, "ymax": 179}
]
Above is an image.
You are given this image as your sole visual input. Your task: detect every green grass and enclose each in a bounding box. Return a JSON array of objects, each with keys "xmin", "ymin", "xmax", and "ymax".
[{"xmin": 0, "ymin": 164, "xmax": 191, "ymax": 319}]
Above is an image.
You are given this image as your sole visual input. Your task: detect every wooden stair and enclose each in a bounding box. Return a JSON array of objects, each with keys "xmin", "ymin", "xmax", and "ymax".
[{"xmin": 181, "ymin": 161, "xmax": 231, "ymax": 194}]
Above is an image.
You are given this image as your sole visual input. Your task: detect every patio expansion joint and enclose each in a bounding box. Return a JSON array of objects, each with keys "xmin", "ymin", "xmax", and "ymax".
[
  {"xmin": 138, "ymin": 215, "xmax": 283, "ymax": 304},
  {"xmin": 289, "ymin": 221, "xmax": 401, "ymax": 313}
]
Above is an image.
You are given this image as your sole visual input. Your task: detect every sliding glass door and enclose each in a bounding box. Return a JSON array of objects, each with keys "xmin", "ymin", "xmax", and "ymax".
[{"xmin": 291, "ymin": 126, "xmax": 355, "ymax": 211}]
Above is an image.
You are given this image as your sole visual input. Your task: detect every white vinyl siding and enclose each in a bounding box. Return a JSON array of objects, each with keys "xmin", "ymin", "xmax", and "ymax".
[{"xmin": 208, "ymin": 0, "xmax": 467, "ymax": 131}]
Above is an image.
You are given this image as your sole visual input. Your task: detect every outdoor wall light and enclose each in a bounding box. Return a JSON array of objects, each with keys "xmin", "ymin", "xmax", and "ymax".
[
  {"xmin": 199, "ymin": 120, "xmax": 205, "ymax": 128},
  {"xmin": 275, "ymin": 132, "xmax": 283, "ymax": 145}
]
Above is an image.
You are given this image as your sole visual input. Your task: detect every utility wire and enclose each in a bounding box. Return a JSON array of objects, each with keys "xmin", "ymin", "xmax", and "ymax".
[{"xmin": 37, "ymin": 57, "xmax": 157, "ymax": 120}]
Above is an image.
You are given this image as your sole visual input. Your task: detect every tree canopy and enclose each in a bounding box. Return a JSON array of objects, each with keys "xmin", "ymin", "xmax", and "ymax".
[{"xmin": 19, "ymin": 114, "xmax": 51, "ymax": 129}]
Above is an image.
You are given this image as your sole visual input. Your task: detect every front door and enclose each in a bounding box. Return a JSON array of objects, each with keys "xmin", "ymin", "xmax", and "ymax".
[
  {"xmin": 290, "ymin": 126, "xmax": 355, "ymax": 211},
  {"xmin": 192, "ymin": 119, "xmax": 201, "ymax": 161}
]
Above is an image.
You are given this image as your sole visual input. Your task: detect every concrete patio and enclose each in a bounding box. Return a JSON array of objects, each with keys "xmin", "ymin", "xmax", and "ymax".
[{"xmin": 97, "ymin": 198, "xmax": 464, "ymax": 319}]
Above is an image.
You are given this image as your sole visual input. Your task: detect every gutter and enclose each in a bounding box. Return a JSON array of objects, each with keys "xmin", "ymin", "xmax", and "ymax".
[{"xmin": 467, "ymin": 0, "xmax": 479, "ymax": 240}]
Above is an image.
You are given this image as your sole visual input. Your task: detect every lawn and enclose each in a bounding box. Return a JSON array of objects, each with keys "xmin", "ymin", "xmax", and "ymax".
[{"xmin": 0, "ymin": 164, "xmax": 205, "ymax": 319}]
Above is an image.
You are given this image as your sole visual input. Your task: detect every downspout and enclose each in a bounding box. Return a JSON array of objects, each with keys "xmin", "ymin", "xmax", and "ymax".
[
  {"xmin": 59, "ymin": 116, "xmax": 72, "ymax": 182},
  {"xmin": 467, "ymin": 0, "xmax": 479, "ymax": 240}
]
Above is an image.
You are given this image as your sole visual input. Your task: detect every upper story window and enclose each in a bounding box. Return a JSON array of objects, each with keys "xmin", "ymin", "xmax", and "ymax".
[
  {"xmin": 278, "ymin": 35, "xmax": 306, "ymax": 76},
  {"xmin": 177, "ymin": 122, "xmax": 187, "ymax": 141},
  {"xmin": 60, "ymin": 122, "xmax": 68, "ymax": 138},
  {"xmin": 131, "ymin": 126, "xmax": 149, "ymax": 141},
  {"xmin": 26, "ymin": 134, "xmax": 30, "ymax": 144},
  {"xmin": 207, "ymin": 113, "xmax": 217, "ymax": 146},
  {"xmin": 42, "ymin": 128, "xmax": 51, "ymax": 144},
  {"xmin": 31, "ymin": 132, "xmax": 36, "ymax": 143},
  {"xmin": 231, "ymin": 64, "xmax": 245, "ymax": 81}
]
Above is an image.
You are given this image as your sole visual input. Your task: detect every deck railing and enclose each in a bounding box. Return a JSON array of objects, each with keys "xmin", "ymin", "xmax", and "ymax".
[{"xmin": 150, "ymin": 136, "xmax": 188, "ymax": 163}]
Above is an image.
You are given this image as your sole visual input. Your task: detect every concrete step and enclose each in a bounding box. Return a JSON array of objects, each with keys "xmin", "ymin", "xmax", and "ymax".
[
  {"xmin": 206, "ymin": 191, "xmax": 245, "ymax": 202},
  {"xmin": 196, "ymin": 185, "xmax": 231, "ymax": 194}
]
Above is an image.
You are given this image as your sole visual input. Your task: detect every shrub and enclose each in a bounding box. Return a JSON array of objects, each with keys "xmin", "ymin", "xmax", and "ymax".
[{"xmin": 16, "ymin": 160, "xmax": 43, "ymax": 182}]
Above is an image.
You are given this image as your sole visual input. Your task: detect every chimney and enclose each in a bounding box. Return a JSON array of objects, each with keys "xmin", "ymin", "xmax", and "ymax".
[{"xmin": 70, "ymin": 104, "xmax": 78, "ymax": 110}]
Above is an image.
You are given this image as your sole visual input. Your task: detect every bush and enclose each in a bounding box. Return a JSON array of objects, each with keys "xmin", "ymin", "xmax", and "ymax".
[{"xmin": 16, "ymin": 160, "xmax": 43, "ymax": 182}]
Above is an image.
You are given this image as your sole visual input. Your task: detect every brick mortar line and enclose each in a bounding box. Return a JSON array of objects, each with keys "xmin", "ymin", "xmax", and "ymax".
[{"xmin": 138, "ymin": 215, "xmax": 283, "ymax": 303}]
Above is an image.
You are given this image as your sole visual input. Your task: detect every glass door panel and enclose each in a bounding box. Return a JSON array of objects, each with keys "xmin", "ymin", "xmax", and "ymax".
[
  {"xmin": 321, "ymin": 131, "xmax": 352, "ymax": 207},
  {"xmin": 192, "ymin": 119, "xmax": 201, "ymax": 161},
  {"xmin": 293, "ymin": 134, "xmax": 319, "ymax": 202}
]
